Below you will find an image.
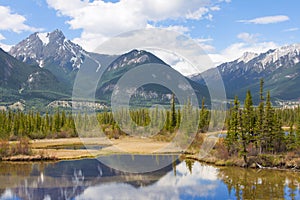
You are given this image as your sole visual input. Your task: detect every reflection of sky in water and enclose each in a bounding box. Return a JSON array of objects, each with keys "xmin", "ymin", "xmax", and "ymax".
[
  {"xmin": 75, "ymin": 162, "xmax": 223, "ymax": 200},
  {"xmin": 0, "ymin": 157, "xmax": 299, "ymax": 200}
]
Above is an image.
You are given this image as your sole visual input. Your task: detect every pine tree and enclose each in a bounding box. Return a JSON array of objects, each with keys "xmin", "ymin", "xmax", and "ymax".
[
  {"xmin": 255, "ymin": 78, "xmax": 264, "ymax": 153},
  {"xmin": 171, "ymin": 94, "xmax": 177, "ymax": 130},
  {"xmin": 295, "ymin": 107, "xmax": 300, "ymax": 149},
  {"xmin": 199, "ymin": 98, "xmax": 209, "ymax": 133},
  {"xmin": 240, "ymin": 90, "xmax": 254, "ymax": 164},
  {"xmin": 225, "ymin": 96, "xmax": 240, "ymax": 156},
  {"xmin": 165, "ymin": 110, "xmax": 170, "ymax": 131},
  {"xmin": 176, "ymin": 108, "xmax": 181, "ymax": 130},
  {"xmin": 273, "ymin": 112, "xmax": 285, "ymax": 153},
  {"xmin": 262, "ymin": 91, "xmax": 275, "ymax": 153}
]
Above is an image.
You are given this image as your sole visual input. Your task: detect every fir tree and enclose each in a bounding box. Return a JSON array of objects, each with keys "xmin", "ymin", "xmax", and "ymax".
[
  {"xmin": 171, "ymin": 94, "xmax": 177, "ymax": 130},
  {"xmin": 240, "ymin": 90, "xmax": 254, "ymax": 164},
  {"xmin": 255, "ymin": 78, "xmax": 264, "ymax": 153},
  {"xmin": 225, "ymin": 96, "xmax": 240, "ymax": 156},
  {"xmin": 262, "ymin": 91, "xmax": 275, "ymax": 153}
]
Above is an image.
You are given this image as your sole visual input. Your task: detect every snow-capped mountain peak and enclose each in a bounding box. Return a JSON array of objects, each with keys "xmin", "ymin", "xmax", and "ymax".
[
  {"xmin": 37, "ymin": 32, "xmax": 50, "ymax": 46},
  {"xmin": 191, "ymin": 43, "xmax": 300, "ymax": 101},
  {"xmin": 260, "ymin": 43, "xmax": 300, "ymax": 68},
  {"xmin": 237, "ymin": 52, "xmax": 258, "ymax": 64},
  {"xmin": 219, "ymin": 43, "xmax": 300, "ymax": 75},
  {"xmin": 9, "ymin": 29, "xmax": 85, "ymax": 71}
]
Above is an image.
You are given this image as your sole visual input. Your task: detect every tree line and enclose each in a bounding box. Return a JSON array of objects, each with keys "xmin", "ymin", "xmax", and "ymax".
[
  {"xmin": 225, "ymin": 79, "xmax": 300, "ymax": 163},
  {"xmin": 0, "ymin": 95, "xmax": 210, "ymax": 141},
  {"xmin": 0, "ymin": 79, "xmax": 300, "ymax": 160}
]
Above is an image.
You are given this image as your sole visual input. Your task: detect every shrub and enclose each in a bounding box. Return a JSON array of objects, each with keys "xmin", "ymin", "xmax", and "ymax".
[
  {"xmin": 11, "ymin": 137, "xmax": 32, "ymax": 156},
  {"xmin": 0, "ymin": 140, "xmax": 9, "ymax": 157},
  {"xmin": 214, "ymin": 138, "xmax": 229, "ymax": 160}
]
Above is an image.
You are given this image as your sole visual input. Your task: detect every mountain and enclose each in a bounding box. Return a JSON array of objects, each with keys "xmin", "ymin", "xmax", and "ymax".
[
  {"xmin": 191, "ymin": 44, "xmax": 300, "ymax": 102},
  {"xmin": 95, "ymin": 49, "xmax": 209, "ymax": 106},
  {"xmin": 0, "ymin": 47, "xmax": 67, "ymax": 109},
  {"xmin": 9, "ymin": 29, "xmax": 86, "ymax": 85},
  {"xmin": 7, "ymin": 30, "xmax": 210, "ymax": 109}
]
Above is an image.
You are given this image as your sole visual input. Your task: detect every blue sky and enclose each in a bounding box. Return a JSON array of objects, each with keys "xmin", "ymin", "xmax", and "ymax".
[{"xmin": 0, "ymin": 0, "xmax": 299, "ymax": 72}]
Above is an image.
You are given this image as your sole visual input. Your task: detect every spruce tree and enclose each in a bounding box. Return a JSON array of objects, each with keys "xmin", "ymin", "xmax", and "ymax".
[
  {"xmin": 240, "ymin": 90, "xmax": 254, "ymax": 164},
  {"xmin": 295, "ymin": 107, "xmax": 300, "ymax": 149},
  {"xmin": 171, "ymin": 94, "xmax": 177, "ymax": 130},
  {"xmin": 225, "ymin": 96, "xmax": 240, "ymax": 156},
  {"xmin": 262, "ymin": 91, "xmax": 274, "ymax": 153},
  {"xmin": 255, "ymin": 78, "xmax": 264, "ymax": 153},
  {"xmin": 199, "ymin": 98, "xmax": 209, "ymax": 133}
]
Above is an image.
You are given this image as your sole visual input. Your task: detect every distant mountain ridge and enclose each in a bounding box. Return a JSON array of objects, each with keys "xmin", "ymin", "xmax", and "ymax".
[
  {"xmin": 8, "ymin": 29, "xmax": 300, "ymax": 109},
  {"xmin": 2, "ymin": 30, "xmax": 209, "ymax": 110},
  {"xmin": 191, "ymin": 43, "xmax": 300, "ymax": 102}
]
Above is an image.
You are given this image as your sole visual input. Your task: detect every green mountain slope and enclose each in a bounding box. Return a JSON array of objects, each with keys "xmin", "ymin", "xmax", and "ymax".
[{"xmin": 0, "ymin": 48, "xmax": 69, "ymax": 109}]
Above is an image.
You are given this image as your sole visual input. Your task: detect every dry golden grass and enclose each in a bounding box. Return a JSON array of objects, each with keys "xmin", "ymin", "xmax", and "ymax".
[{"xmin": 16, "ymin": 136, "xmax": 183, "ymax": 160}]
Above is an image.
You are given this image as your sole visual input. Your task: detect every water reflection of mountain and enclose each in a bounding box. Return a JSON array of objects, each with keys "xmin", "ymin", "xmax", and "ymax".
[
  {"xmin": 0, "ymin": 155, "xmax": 179, "ymax": 200},
  {"xmin": 1, "ymin": 157, "xmax": 299, "ymax": 200}
]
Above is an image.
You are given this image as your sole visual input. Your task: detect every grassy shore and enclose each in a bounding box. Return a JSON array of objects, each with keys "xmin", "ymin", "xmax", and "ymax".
[
  {"xmin": 2, "ymin": 136, "xmax": 182, "ymax": 161},
  {"xmin": 2, "ymin": 136, "xmax": 300, "ymax": 172},
  {"xmin": 183, "ymin": 151, "xmax": 300, "ymax": 171}
]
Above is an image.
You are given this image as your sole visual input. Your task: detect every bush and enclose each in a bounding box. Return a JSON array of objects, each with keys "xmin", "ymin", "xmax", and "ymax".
[
  {"xmin": 256, "ymin": 154, "xmax": 285, "ymax": 167},
  {"xmin": 11, "ymin": 137, "xmax": 32, "ymax": 156},
  {"xmin": 214, "ymin": 138, "xmax": 229, "ymax": 160},
  {"xmin": 0, "ymin": 140, "xmax": 9, "ymax": 157}
]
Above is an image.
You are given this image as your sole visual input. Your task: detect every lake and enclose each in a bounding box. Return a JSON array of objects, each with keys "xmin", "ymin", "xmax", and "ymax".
[{"xmin": 0, "ymin": 155, "xmax": 299, "ymax": 200}]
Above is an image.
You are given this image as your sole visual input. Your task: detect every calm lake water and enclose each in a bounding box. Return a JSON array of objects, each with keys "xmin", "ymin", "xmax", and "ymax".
[{"xmin": 0, "ymin": 155, "xmax": 299, "ymax": 200}]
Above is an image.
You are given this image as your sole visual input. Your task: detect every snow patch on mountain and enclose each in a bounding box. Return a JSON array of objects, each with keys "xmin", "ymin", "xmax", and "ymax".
[
  {"xmin": 37, "ymin": 33, "xmax": 50, "ymax": 46},
  {"xmin": 260, "ymin": 44, "xmax": 300, "ymax": 68},
  {"xmin": 10, "ymin": 30, "xmax": 87, "ymax": 71},
  {"xmin": 217, "ymin": 43, "xmax": 300, "ymax": 75},
  {"xmin": 237, "ymin": 52, "xmax": 258, "ymax": 63}
]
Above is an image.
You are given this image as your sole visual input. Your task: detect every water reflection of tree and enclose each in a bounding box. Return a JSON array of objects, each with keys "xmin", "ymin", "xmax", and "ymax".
[
  {"xmin": 185, "ymin": 159, "xmax": 195, "ymax": 174},
  {"xmin": 218, "ymin": 167, "xmax": 300, "ymax": 200},
  {"xmin": 0, "ymin": 162, "xmax": 33, "ymax": 189}
]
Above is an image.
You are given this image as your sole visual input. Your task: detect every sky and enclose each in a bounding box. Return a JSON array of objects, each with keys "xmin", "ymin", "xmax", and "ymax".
[{"xmin": 0, "ymin": 0, "xmax": 299, "ymax": 74}]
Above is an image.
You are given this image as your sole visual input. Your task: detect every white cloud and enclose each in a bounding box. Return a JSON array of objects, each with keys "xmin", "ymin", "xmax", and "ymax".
[
  {"xmin": 238, "ymin": 15, "xmax": 289, "ymax": 25},
  {"xmin": 0, "ymin": 6, "xmax": 41, "ymax": 33},
  {"xmin": 161, "ymin": 25, "xmax": 190, "ymax": 34},
  {"xmin": 0, "ymin": 33, "xmax": 5, "ymax": 41},
  {"xmin": 237, "ymin": 32, "xmax": 259, "ymax": 43},
  {"xmin": 75, "ymin": 162, "xmax": 219, "ymax": 200},
  {"xmin": 46, "ymin": 0, "xmax": 222, "ymax": 51},
  {"xmin": 0, "ymin": 33, "xmax": 12, "ymax": 52},
  {"xmin": 186, "ymin": 7, "xmax": 210, "ymax": 20},
  {"xmin": 150, "ymin": 49, "xmax": 196, "ymax": 76},
  {"xmin": 88, "ymin": 28, "xmax": 215, "ymax": 76},
  {"xmin": 209, "ymin": 41, "xmax": 278, "ymax": 66},
  {"xmin": 210, "ymin": 6, "xmax": 220, "ymax": 11},
  {"xmin": 283, "ymin": 27, "xmax": 299, "ymax": 32},
  {"xmin": 72, "ymin": 32, "xmax": 109, "ymax": 53},
  {"xmin": 205, "ymin": 32, "xmax": 279, "ymax": 67},
  {"xmin": 148, "ymin": 37, "xmax": 215, "ymax": 76},
  {"xmin": 0, "ymin": 43, "xmax": 12, "ymax": 52},
  {"xmin": 194, "ymin": 38, "xmax": 215, "ymax": 52}
]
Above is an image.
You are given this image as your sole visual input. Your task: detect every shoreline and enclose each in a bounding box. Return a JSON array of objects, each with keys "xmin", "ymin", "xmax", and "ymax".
[
  {"xmin": 182, "ymin": 154, "xmax": 300, "ymax": 172},
  {"xmin": 1, "ymin": 137, "xmax": 183, "ymax": 162},
  {"xmin": 1, "ymin": 137, "xmax": 299, "ymax": 172}
]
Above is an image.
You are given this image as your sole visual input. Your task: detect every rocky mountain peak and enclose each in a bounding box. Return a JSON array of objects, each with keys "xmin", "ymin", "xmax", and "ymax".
[
  {"xmin": 9, "ymin": 29, "xmax": 85, "ymax": 71},
  {"xmin": 106, "ymin": 49, "xmax": 167, "ymax": 71},
  {"xmin": 237, "ymin": 52, "xmax": 259, "ymax": 64},
  {"xmin": 191, "ymin": 43, "xmax": 300, "ymax": 101}
]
